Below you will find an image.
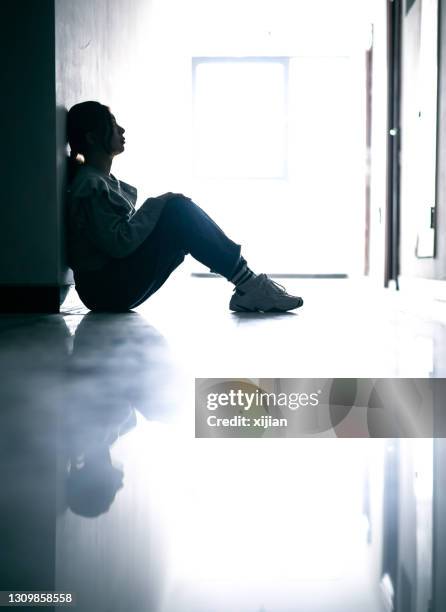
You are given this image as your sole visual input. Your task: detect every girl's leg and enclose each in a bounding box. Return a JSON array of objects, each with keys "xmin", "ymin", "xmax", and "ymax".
[
  {"xmin": 157, "ymin": 195, "xmax": 242, "ymax": 278},
  {"xmin": 116, "ymin": 195, "xmax": 242, "ymax": 309},
  {"xmin": 76, "ymin": 195, "xmax": 303, "ymax": 312}
]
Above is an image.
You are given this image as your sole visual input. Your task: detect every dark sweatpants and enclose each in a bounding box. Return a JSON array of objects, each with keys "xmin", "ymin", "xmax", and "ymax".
[{"xmin": 74, "ymin": 195, "xmax": 241, "ymax": 311}]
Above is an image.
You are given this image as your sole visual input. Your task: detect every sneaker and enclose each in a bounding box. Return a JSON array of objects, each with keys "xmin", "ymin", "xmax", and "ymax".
[{"xmin": 229, "ymin": 274, "xmax": 304, "ymax": 312}]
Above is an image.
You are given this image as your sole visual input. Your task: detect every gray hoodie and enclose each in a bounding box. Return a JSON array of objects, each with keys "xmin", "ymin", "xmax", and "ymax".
[{"xmin": 66, "ymin": 164, "xmax": 170, "ymax": 271}]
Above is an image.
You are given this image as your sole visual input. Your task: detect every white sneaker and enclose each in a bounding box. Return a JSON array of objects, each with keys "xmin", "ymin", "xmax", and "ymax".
[{"xmin": 229, "ymin": 274, "xmax": 304, "ymax": 312}]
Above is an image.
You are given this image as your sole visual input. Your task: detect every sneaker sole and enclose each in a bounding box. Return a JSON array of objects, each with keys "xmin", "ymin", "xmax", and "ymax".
[{"xmin": 230, "ymin": 298, "xmax": 303, "ymax": 313}]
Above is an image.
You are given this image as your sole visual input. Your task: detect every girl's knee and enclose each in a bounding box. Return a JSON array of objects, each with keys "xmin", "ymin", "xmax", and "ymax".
[
  {"xmin": 165, "ymin": 193, "xmax": 194, "ymax": 214},
  {"xmin": 170, "ymin": 193, "xmax": 191, "ymax": 203}
]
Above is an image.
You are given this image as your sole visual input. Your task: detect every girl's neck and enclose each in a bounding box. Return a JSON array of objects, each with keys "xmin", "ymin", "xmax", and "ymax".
[{"xmin": 84, "ymin": 151, "xmax": 113, "ymax": 176}]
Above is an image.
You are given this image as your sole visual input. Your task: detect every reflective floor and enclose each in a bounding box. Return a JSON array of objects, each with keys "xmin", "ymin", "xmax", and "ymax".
[{"xmin": 0, "ymin": 277, "xmax": 444, "ymax": 611}]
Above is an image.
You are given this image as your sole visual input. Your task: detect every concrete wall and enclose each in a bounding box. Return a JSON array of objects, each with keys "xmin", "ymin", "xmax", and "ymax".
[
  {"xmin": 55, "ymin": 0, "xmax": 154, "ymax": 200},
  {"xmin": 55, "ymin": 0, "xmax": 153, "ymax": 284},
  {"xmin": 0, "ymin": 1, "xmax": 58, "ymax": 286}
]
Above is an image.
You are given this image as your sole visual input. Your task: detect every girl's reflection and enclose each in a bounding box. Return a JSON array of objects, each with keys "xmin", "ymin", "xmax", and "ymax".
[{"xmin": 64, "ymin": 312, "xmax": 172, "ymax": 517}]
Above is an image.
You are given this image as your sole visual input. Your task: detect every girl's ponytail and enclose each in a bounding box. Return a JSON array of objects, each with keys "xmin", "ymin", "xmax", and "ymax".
[{"xmin": 66, "ymin": 149, "xmax": 83, "ymax": 185}]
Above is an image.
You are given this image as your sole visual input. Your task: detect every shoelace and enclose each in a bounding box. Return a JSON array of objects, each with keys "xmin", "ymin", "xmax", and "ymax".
[
  {"xmin": 259, "ymin": 274, "xmax": 289, "ymax": 296},
  {"xmin": 233, "ymin": 273, "xmax": 291, "ymax": 296}
]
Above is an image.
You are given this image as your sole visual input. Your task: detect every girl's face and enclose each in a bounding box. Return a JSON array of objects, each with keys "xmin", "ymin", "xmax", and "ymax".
[{"xmin": 108, "ymin": 113, "xmax": 126, "ymax": 155}]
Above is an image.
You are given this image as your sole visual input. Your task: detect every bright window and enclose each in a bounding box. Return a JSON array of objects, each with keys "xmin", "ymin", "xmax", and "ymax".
[{"xmin": 192, "ymin": 58, "xmax": 288, "ymax": 179}]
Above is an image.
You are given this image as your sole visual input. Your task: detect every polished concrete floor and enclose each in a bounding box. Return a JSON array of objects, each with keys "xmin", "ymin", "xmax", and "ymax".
[{"xmin": 0, "ymin": 276, "xmax": 444, "ymax": 611}]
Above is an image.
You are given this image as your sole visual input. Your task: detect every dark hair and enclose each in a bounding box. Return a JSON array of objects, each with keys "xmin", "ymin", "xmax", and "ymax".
[{"xmin": 66, "ymin": 101, "xmax": 113, "ymax": 183}]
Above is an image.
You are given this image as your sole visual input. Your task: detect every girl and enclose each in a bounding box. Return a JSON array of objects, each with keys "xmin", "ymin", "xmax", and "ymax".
[{"xmin": 66, "ymin": 101, "xmax": 303, "ymax": 313}]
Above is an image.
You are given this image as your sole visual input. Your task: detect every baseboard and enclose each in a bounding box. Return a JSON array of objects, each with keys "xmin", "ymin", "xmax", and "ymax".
[
  {"xmin": 0, "ymin": 285, "xmax": 71, "ymax": 314},
  {"xmin": 191, "ymin": 273, "xmax": 349, "ymax": 279}
]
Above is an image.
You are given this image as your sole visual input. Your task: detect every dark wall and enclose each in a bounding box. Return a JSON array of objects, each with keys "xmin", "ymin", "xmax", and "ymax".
[{"xmin": 0, "ymin": 1, "xmax": 59, "ymax": 285}]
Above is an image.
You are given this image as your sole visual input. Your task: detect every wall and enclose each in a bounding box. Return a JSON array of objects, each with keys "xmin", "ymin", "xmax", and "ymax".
[
  {"xmin": 395, "ymin": 441, "xmax": 421, "ymax": 612},
  {"xmin": 368, "ymin": 0, "xmax": 390, "ymax": 285},
  {"xmin": 434, "ymin": 0, "xmax": 446, "ymax": 279},
  {"xmin": 433, "ymin": 438, "xmax": 446, "ymax": 612},
  {"xmin": 0, "ymin": 1, "xmax": 58, "ymax": 286},
  {"xmin": 55, "ymin": 0, "xmax": 154, "ymax": 285},
  {"xmin": 400, "ymin": 0, "xmax": 446, "ymax": 280}
]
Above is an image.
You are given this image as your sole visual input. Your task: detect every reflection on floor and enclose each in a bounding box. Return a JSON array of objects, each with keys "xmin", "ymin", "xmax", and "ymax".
[{"xmin": 0, "ymin": 278, "xmax": 444, "ymax": 611}]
